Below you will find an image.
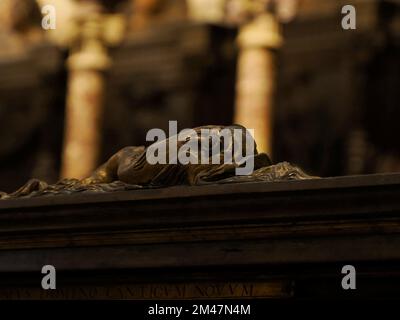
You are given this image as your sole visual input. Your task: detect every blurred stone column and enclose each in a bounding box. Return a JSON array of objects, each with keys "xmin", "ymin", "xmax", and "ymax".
[
  {"xmin": 62, "ymin": 47, "xmax": 109, "ymax": 179},
  {"xmin": 61, "ymin": 12, "xmax": 109, "ymax": 179},
  {"xmin": 60, "ymin": 1, "xmax": 125, "ymax": 179},
  {"xmin": 231, "ymin": 0, "xmax": 298, "ymax": 155},
  {"xmin": 234, "ymin": 12, "xmax": 282, "ymax": 155}
]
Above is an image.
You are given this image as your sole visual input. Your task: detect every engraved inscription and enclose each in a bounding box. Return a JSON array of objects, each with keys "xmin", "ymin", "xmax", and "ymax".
[{"xmin": 0, "ymin": 281, "xmax": 291, "ymax": 300}]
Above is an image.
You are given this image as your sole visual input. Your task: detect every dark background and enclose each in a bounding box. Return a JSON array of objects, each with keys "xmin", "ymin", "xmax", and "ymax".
[{"xmin": 0, "ymin": 0, "xmax": 399, "ymax": 192}]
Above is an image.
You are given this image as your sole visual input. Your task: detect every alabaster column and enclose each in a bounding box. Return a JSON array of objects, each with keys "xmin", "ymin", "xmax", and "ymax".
[
  {"xmin": 60, "ymin": 13, "xmax": 111, "ymax": 179},
  {"xmin": 61, "ymin": 60, "xmax": 108, "ymax": 179},
  {"xmin": 234, "ymin": 12, "xmax": 282, "ymax": 155}
]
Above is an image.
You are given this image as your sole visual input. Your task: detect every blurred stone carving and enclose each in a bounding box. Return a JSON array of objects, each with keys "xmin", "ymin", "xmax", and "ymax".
[
  {"xmin": 127, "ymin": 0, "xmax": 187, "ymax": 32},
  {"xmin": 0, "ymin": 0, "xmax": 43, "ymax": 57}
]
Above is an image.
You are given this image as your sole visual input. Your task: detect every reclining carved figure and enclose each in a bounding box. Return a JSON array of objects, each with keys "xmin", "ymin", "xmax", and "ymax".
[{"xmin": 0, "ymin": 125, "xmax": 314, "ymax": 199}]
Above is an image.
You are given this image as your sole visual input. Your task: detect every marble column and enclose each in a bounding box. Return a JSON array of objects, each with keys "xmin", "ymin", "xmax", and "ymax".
[
  {"xmin": 60, "ymin": 1, "xmax": 125, "ymax": 179},
  {"xmin": 234, "ymin": 12, "xmax": 282, "ymax": 155}
]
